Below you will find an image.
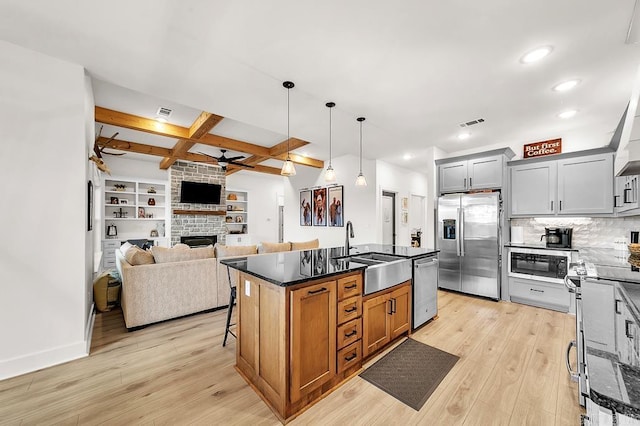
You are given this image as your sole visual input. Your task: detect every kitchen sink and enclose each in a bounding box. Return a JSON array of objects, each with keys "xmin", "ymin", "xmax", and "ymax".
[{"xmin": 337, "ymin": 252, "xmax": 411, "ymax": 295}]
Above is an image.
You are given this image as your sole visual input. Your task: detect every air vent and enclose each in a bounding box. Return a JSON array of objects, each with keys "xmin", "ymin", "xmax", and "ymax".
[
  {"xmin": 156, "ymin": 107, "xmax": 173, "ymax": 118},
  {"xmin": 459, "ymin": 118, "xmax": 485, "ymax": 128}
]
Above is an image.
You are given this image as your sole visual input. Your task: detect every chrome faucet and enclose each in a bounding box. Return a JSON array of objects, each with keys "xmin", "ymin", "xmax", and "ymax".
[{"xmin": 345, "ymin": 221, "xmax": 355, "ymax": 254}]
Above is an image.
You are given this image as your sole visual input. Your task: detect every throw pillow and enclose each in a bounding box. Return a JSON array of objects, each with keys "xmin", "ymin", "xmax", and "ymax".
[
  {"xmin": 119, "ymin": 241, "xmax": 133, "ymax": 256},
  {"xmin": 151, "ymin": 245, "xmax": 215, "ymax": 263},
  {"xmin": 214, "ymin": 243, "xmax": 258, "ymax": 258},
  {"xmin": 124, "ymin": 245, "xmax": 155, "ymax": 265},
  {"xmin": 173, "ymin": 243, "xmax": 190, "ymax": 250},
  {"xmin": 258, "ymin": 241, "xmax": 292, "ymax": 254},
  {"xmin": 290, "ymin": 239, "xmax": 319, "ymax": 251}
]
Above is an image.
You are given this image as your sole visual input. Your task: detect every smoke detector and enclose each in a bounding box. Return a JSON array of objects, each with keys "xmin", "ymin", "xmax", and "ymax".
[
  {"xmin": 459, "ymin": 118, "xmax": 485, "ymax": 128},
  {"xmin": 155, "ymin": 107, "xmax": 173, "ymax": 122}
]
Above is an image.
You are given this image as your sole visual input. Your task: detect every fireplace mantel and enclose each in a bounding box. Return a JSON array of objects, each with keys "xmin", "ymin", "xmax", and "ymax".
[{"xmin": 172, "ymin": 209, "xmax": 225, "ymax": 216}]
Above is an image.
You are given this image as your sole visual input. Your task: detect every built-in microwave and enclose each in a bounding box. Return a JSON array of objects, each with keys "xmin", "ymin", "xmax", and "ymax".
[{"xmin": 508, "ymin": 247, "xmax": 572, "ymax": 284}]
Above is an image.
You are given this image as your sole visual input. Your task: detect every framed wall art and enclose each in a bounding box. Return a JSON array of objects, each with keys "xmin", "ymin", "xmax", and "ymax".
[
  {"xmin": 312, "ymin": 187, "xmax": 327, "ymax": 226},
  {"xmin": 327, "ymin": 185, "xmax": 344, "ymax": 227},
  {"xmin": 300, "ymin": 190, "xmax": 312, "ymax": 226}
]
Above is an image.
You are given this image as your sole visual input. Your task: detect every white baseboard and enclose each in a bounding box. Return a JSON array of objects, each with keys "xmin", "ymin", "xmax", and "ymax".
[{"xmin": 0, "ymin": 340, "xmax": 88, "ymax": 381}]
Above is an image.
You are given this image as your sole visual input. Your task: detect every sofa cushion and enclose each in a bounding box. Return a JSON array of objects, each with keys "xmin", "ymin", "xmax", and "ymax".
[
  {"xmin": 173, "ymin": 243, "xmax": 190, "ymax": 250},
  {"xmin": 124, "ymin": 245, "xmax": 155, "ymax": 265},
  {"xmin": 214, "ymin": 243, "xmax": 258, "ymax": 258},
  {"xmin": 151, "ymin": 245, "xmax": 215, "ymax": 263},
  {"xmin": 258, "ymin": 241, "xmax": 292, "ymax": 254},
  {"xmin": 290, "ymin": 239, "xmax": 319, "ymax": 251}
]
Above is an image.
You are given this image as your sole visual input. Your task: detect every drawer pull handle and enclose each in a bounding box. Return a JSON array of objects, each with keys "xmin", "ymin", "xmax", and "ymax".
[
  {"xmin": 530, "ymin": 288, "xmax": 544, "ymax": 293},
  {"xmin": 345, "ymin": 283, "xmax": 358, "ymax": 289},
  {"xmin": 344, "ymin": 306, "xmax": 357, "ymax": 313},
  {"xmin": 345, "ymin": 353, "xmax": 357, "ymax": 362},
  {"xmin": 308, "ymin": 287, "xmax": 327, "ymax": 295},
  {"xmin": 626, "ymin": 320, "xmax": 634, "ymax": 338},
  {"xmin": 616, "ymin": 299, "xmax": 622, "ymax": 315},
  {"xmin": 345, "ymin": 329, "xmax": 357, "ymax": 337}
]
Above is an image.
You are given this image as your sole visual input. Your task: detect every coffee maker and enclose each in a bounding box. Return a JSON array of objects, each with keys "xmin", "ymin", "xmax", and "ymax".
[{"xmin": 541, "ymin": 227, "xmax": 573, "ymax": 248}]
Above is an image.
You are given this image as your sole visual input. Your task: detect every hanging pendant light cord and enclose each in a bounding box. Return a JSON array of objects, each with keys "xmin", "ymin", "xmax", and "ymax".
[
  {"xmin": 287, "ymin": 86, "xmax": 290, "ymax": 160},
  {"xmin": 359, "ymin": 120, "xmax": 363, "ymax": 172},
  {"xmin": 329, "ymin": 107, "xmax": 332, "ymax": 167}
]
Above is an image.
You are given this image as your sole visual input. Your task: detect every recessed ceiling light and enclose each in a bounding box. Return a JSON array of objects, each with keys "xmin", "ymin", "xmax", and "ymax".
[
  {"xmin": 155, "ymin": 116, "xmax": 168, "ymax": 123},
  {"xmin": 553, "ymin": 79, "xmax": 580, "ymax": 92},
  {"xmin": 458, "ymin": 132, "xmax": 471, "ymax": 140},
  {"xmin": 558, "ymin": 110, "xmax": 578, "ymax": 119},
  {"xmin": 403, "ymin": 153, "xmax": 413, "ymax": 160},
  {"xmin": 521, "ymin": 46, "xmax": 553, "ymax": 64}
]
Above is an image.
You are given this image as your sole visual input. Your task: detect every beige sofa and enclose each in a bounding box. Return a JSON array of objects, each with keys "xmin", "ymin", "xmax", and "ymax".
[{"xmin": 114, "ymin": 239, "xmax": 318, "ymax": 329}]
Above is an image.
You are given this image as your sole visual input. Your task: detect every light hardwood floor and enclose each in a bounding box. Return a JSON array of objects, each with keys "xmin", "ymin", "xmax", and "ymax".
[{"xmin": 0, "ymin": 290, "xmax": 584, "ymax": 425}]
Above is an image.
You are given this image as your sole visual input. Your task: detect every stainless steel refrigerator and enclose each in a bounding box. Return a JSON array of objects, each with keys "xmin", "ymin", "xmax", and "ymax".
[{"xmin": 437, "ymin": 192, "xmax": 501, "ymax": 299}]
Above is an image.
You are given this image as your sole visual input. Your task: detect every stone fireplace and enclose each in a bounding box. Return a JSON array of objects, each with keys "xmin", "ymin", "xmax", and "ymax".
[
  {"xmin": 180, "ymin": 235, "xmax": 218, "ymax": 247},
  {"xmin": 170, "ymin": 161, "xmax": 227, "ymax": 246}
]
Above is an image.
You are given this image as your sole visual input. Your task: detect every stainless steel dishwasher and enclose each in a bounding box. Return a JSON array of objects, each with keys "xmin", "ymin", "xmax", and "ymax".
[{"xmin": 413, "ymin": 255, "xmax": 439, "ymax": 329}]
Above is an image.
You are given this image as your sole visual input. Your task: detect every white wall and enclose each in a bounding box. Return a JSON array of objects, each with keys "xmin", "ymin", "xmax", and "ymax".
[
  {"xmin": 0, "ymin": 41, "xmax": 90, "ymax": 379},
  {"xmin": 283, "ymin": 154, "xmax": 376, "ymax": 247},
  {"xmin": 226, "ymin": 171, "xmax": 284, "ymax": 244},
  {"xmin": 375, "ymin": 161, "xmax": 430, "ymax": 247}
]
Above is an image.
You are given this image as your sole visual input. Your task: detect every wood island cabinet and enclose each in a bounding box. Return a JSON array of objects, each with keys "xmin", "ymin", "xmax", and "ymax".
[
  {"xmin": 362, "ymin": 281, "xmax": 411, "ymax": 358},
  {"xmin": 236, "ymin": 271, "xmax": 363, "ymax": 423}
]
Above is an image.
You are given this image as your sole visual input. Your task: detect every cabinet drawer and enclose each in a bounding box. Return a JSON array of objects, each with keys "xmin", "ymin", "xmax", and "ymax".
[
  {"xmin": 337, "ymin": 340, "xmax": 361, "ymax": 374},
  {"xmin": 102, "ymin": 240, "xmax": 121, "ymax": 249},
  {"xmin": 337, "ymin": 274, "xmax": 362, "ymax": 301},
  {"xmin": 509, "ymin": 277, "xmax": 570, "ymax": 312},
  {"xmin": 337, "ymin": 296, "xmax": 361, "ymax": 325},
  {"xmin": 103, "ymin": 258, "xmax": 116, "ymax": 268},
  {"xmin": 337, "ymin": 318, "xmax": 361, "ymax": 349}
]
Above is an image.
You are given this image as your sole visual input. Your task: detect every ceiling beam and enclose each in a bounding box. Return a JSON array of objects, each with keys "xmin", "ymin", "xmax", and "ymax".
[
  {"xmin": 159, "ymin": 111, "xmax": 224, "ymax": 170},
  {"xmin": 98, "ymin": 136, "xmax": 285, "ymax": 176},
  {"xmin": 95, "ymin": 106, "xmax": 325, "ymax": 172}
]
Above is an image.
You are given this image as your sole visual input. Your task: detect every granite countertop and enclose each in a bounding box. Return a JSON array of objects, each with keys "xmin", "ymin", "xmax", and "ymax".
[
  {"xmin": 576, "ymin": 247, "xmax": 640, "ymax": 419},
  {"xmin": 221, "ymin": 244, "xmax": 439, "ymax": 287}
]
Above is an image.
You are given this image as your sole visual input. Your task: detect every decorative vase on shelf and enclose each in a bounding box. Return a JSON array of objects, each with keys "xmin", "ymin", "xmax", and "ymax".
[{"xmin": 148, "ymin": 198, "xmax": 156, "ymax": 206}]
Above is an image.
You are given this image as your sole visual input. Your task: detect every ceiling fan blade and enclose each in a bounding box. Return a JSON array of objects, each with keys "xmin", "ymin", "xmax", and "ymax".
[
  {"xmin": 226, "ymin": 155, "xmax": 246, "ymax": 161},
  {"xmin": 228, "ymin": 160, "xmax": 255, "ymax": 168},
  {"xmin": 197, "ymin": 151, "xmax": 220, "ymax": 161}
]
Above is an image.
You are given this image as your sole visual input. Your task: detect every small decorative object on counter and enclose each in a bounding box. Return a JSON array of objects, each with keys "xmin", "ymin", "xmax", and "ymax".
[
  {"xmin": 157, "ymin": 222, "xmax": 165, "ymax": 237},
  {"xmin": 148, "ymin": 198, "xmax": 156, "ymax": 206},
  {"xmin": 227, "ymin": 193, "xmax": 237, "ymax": 200},
  {"xmin": 110, "ymin": 196, "xmax": 119, "ymax": 204},
  {"xmin": 226, "ymin": 216, "xmax": 233, "ymax": 223},
  {"xmin": 150, "ymin": 229, "xmax": 159, "ymax": 238},
  {"xmin": 119, "ymin": 199, "xmax": 128, "ymax": 205},
  {"xmin": 235, "ymin": 216, "xmax": 243, "ymax": 223},
  {"xmin": 227, "ymin": 205, "xmax": 233, "ymax": 211},
  {"xmin": 147, "ymin": 186, "xmax": 156, "ymax": 194},
  {"xmin": 113, "ymin": 184, "xmax": 127, "ymax": 191},
  {"xmin": 138, "ymin": 207, "xmax": 145, "ymax": 218}
]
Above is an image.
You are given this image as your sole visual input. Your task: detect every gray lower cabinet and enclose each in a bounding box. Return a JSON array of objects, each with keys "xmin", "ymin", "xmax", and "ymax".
[
  {"xmin": 509, "ymin": 276, "xmax": 570, "ymax": 312},
  {"xmin": 509, "ymin": 151, "xmax": 614, "ymax": 216}
]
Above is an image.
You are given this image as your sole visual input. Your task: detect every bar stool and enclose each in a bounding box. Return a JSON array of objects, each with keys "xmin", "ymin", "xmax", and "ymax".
[{"xmin": 222, "ymin": 265, "xmax": 236, "ymax": 347}]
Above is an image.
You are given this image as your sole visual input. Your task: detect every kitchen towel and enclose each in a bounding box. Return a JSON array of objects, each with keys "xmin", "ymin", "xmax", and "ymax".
[{"xmin": 511, "ymin": 226, "xmax": 524, "ymax": 244}]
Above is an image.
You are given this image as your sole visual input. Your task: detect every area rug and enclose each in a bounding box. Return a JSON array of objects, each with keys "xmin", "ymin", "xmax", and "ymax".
[{"xmin": 359, "ymin": 338, "xmax": 459, "ymax": 410}]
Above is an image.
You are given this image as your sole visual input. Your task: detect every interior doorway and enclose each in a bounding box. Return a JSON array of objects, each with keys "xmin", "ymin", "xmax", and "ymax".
[{"xmin": 382, "ymin": 191, "xmax": 396, "ymax": 245}]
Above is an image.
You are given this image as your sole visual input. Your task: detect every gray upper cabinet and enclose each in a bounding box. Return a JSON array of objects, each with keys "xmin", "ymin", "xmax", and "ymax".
[
  {"xmin": 557, "ymin": 153, "xmax": 613, "ymax": 215},
  {"xmin": 438, "ymin": 154, "xmax": 506, "ymax": 194},
  {"xmin": 439, "ymin": 160, "xmax": 468, "ymax": 193},
  {"xmin": 509, "ymin": 151, "xmax": 614, "ymax": 216},
  {"xmin": 510, "ymin": 161, "xmax": 557, "ymax": 216}
]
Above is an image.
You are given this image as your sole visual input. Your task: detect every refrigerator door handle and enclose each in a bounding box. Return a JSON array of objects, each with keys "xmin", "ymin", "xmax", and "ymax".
[
  {"xmin": 460, "ymin": 208, "xmax": 465, "ymax": 257},
  {"xmin": 456, "ymin": 208, "xmax": 461, "ymax": 256}
]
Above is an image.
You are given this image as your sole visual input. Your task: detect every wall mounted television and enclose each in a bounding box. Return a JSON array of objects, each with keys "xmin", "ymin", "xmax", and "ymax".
[{"xmin": 180, "ymin": 181, "xmax": 222, "ymax": 204}]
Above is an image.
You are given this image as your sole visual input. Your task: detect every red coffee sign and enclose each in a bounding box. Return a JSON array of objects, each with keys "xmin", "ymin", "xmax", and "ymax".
[{"xmin": 523, "ymin": 138, "xmax": 562, "ymax": 158}]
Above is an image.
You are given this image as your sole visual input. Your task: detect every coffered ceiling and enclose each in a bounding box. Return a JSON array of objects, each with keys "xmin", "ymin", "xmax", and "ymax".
[{"xmin": 2, "ymin": 0, "xmax": 640, "ymax": 173}]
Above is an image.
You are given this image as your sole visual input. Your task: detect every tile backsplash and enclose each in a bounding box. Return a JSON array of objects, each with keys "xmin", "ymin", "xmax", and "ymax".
[{"xmin": 510, "ymin": 217, "xmax": 640, "ymax": 248}]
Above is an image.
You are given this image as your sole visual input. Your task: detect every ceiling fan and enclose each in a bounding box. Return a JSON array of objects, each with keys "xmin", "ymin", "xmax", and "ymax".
[{"xmin": 198, "ymin": 149, "xmax": 255, "ymax": 171}]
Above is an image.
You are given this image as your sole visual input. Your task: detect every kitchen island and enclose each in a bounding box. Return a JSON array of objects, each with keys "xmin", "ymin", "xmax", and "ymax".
[{"xmin": 221, "ymin": 244, "xmax": 437, "ymax": 423}]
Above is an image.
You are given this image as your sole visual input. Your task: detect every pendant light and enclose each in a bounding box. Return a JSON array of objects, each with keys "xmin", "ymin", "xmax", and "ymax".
[
  {"xmin": 355, "ymin": 117, "xmax": 367, "ymax": 186},
  {"xmin": 324, "ymin": 102, "xmax": 336, "ymax": 182},
  {"xmin": 280, "ymin": 81, "xmax": 296, "ymax": 176}
]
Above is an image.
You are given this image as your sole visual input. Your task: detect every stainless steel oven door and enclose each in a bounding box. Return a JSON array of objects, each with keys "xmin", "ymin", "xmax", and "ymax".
[{"xmin": 508, "ymin": 247, "xmax": 571, "ymax": 284}]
